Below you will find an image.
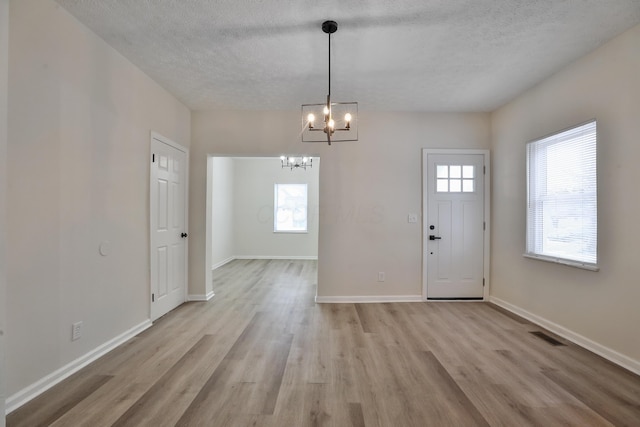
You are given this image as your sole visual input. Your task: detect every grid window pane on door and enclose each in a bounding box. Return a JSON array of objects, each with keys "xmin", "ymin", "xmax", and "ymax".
[
  {"xmin": 436, "ymin": 165, "xmax": 475, "ymax": 193},
  {"xmin": 526, "ymin": 120, "xmax": 597, "ymax": 267},
  {"xmin": 274, "ymin": 183, "xmax": 308, "ymax": 232}
]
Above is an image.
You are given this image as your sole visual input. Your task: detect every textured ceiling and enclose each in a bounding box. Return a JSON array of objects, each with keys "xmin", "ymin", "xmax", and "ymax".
[{"xmin": 54, "ymin": 0, "xmax": 640, "ymax": 112}]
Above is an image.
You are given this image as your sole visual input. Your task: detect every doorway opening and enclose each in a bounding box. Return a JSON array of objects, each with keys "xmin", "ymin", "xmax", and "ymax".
[{"xmin": 205, "ymin": 156, "xmax": 320, "ymax": 298}]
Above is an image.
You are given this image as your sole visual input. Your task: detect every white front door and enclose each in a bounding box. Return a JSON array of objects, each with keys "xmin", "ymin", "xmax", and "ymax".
[
  {"xmin": 150, "ymin": 134, "xmax": 188, "ymax": 321},
  {"xmin": 423, "ymin": 150, "xmax": 488, "ymax": 299}
]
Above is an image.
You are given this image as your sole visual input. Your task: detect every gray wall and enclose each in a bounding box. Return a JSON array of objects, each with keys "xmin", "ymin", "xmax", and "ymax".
[
  {"xmin": 210, "ymin": 157, "xmax": 235, "ymax": 268},
  {"xmin": 190, "ymin": 111, "xmax": 491, "ymax": 300},
  {"xmin": 232, "ymin": 157, "xmax": 319, "ymax": 258},
  {"xmin": 490, "ymin": 24, "xmax": 640, "ymax": 368},
  {"xmin": 6, "ymin": 0, "xmax": 191, "ymax": 398}
]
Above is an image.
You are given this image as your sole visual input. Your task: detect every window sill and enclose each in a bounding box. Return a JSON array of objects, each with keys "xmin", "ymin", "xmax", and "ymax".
[
  {"xmin": 522, "ymin": 253, "xmax": 599, "ymax": 272},
  {"xmin": 273, "ymin": 230, "xmax": 308, "ymax": 234}
]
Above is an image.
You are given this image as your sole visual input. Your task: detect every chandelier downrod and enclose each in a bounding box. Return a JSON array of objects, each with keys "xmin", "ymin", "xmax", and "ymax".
[
  {"xmin": 323, "ymin": 21, "xmax": 337, "ymax": 145},
  {"xmin": 323, "ymin": 20, "xmax": 336, "ymax": 99}
]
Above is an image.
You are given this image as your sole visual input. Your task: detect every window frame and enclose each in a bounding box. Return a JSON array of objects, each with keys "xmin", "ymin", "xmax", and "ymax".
[
  {"xmin": 524, "ymin": 120, "xmax": 599, "ymax": 271},
  {"xmin": 273, "ymin": 183, "xmax": 308, "ymax": 233}
]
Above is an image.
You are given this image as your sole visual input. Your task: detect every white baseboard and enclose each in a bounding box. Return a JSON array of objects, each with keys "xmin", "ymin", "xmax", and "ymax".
[
  {"xmin": 234, "ymin": 255, "xmax": 318, "ymax": 260},
  {"xmin": 6, "ymin": 320, "xmax": 152, "ymax": 415},
  {"xmin": 490, "ymin": 296, "xmax": 640, "ymax": 376},
  {"xmin": 315, "ymin": 295, "xmax": 423, "ymax": 303},
  {"xmin": 211, "ymin": 256, "xmax": 235, "ymax": 270},
  {"xmin": 188, "ymin": 291, "xmax": 215, "ymax": 302}
]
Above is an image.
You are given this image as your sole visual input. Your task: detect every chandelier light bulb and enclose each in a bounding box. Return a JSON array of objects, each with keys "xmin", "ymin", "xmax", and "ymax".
[
  {"xmin": 280, "ymin": 156, "xmax": 286, "ymax": 161},
  {"xmin": 302, "ymin": 157, "xmax": 308, "ymax": 163},
  {"xmin": 307, "ymin": 113, "xmax": 315, "ymax": 123},
  {"xmin": 328, "ymin": 119, "xmax": 335, "ymax": 129},
  {"xmin": 323, "ymin": 105, "xmax": 330, "ymax": 115},
  {"xmin": 344, "ymin": 113, "xmax": 352, "ymax": 122}
]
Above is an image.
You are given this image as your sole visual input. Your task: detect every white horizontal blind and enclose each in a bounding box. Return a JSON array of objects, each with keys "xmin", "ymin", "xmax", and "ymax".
[{"xmin": 526, "ymin": 120, "xmax": 597, "ymax": 267}]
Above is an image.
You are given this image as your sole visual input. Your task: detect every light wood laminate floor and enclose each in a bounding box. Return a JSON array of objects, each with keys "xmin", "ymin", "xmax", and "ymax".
[{"xmin": 8, "ymin": 259, "xmax": 640, "ymax": 426}]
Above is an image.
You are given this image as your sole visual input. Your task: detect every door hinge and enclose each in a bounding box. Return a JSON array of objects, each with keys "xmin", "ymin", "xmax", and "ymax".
[
  {"xmin": 483, "ymin": 221, "xmax": 486, "ymax": 231},
  {"xmin": 483, "ymin": 278, "xmax": 485, "ymax": 287},
  {"xmin": 152, "ymin": 153, "xmax": 155, "ymax": 163},
  {"xmin": 483, "ymin": 165, "xmax": 486, "ymax": 174},
  {"xmin": 152, "ymin": 293, "xmax": 155, "ymax": 302}
]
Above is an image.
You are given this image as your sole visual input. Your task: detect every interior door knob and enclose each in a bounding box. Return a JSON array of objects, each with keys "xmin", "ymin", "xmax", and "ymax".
[
  {"xmin": 429, "ymin": 235, "xmax": 441, "ymax": 240},
  {"xmin": 181, "ymin": 232, "xmax": 188, "ymax": 238}
]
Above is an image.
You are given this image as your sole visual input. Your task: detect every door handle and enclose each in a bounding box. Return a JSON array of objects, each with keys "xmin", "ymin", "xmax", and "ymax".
[
  {"xmin": 429, "ymin": 235, "xmax": 441, "ymax": 240},
  {"xmin": 181, "ymin": 232, "xmax": 188, "ymax": 238}
]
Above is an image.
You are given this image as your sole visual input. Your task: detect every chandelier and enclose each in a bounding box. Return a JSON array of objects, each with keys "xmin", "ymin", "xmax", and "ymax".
[
  {"xmin": 281, "ymin": 156, "xmax": 312, "ymax": 170},
  {"xmin": 302, "ymin": 20, "xmax": 358, "ymax": 145}
]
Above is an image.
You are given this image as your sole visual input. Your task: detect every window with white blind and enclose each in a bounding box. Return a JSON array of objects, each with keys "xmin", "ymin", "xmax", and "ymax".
[{"xmin": 525, "ymin": 120, "xmax": 598, "ymax": 270}]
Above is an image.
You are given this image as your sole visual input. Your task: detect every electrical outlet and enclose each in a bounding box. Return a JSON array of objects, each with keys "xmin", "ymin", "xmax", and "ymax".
[
  {"xmin": 378, "ymin": 272, "xmax": 385, "ymax": 282},
  {"xmin": 72, "ymin": 321, "xmax": 83, "ymax": 341}
]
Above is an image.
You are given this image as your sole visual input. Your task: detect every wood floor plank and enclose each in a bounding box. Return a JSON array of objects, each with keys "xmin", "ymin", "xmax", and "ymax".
[
  {"xmin": 543, "ymin": 366, "xmax": 640, "ymax": 426},
  {"xmin": 261, "ymin": 334, "xmax": 294, "ymax": 415},
  {"xmin": 174, "ymin": 311, "xmax": 294, "ymax": 424},
  {"xmin": 49, "ymin": 380, "xmax": 151, "ymax": 427},
  {"xmin": 173, "ymin": 354, "xmax": 236, "ymax": 426},
  {"xmin": 174, "ymin": 316, "xmax": 262, "ymax": 425},
  {"xmin": 348, "ymin": 402, "xmax": 366, "ymax": 427},
  {"xmin": 354, "ymin": 304, "xmax": 373, "ymax": 333},
  {"xmin": 8, "ymin": 259, "xmax": 640, "ymax": 427},
  {"xmin": 110, "ymin": 335, "xmax": 219, "ymax": 427},
  {"xmin": 6, "ymin": 374, "xmax": 112, "ymax": 427},
  {"xmin": 419, "ymin": 351, "xmax": 490, "ymax": 426}
]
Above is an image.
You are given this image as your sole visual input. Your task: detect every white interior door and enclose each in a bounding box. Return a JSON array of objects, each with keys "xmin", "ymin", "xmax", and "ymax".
[
  {"xmin": 423, "ymin": 151, "xmax": 487, "ymax": 299},
  {"xmin": 150, "ymin": 134, "xmax": 188, "ymax": 321}
]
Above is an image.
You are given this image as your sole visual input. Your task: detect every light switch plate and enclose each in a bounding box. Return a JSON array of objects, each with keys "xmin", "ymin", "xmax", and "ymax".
[
  {"xmin": 72, "ymin": 321, "xmax": 83, "ymax": 341},
  {"xmin": 408, "ymin": 213, "xmax": 418, "ymax": 223}
]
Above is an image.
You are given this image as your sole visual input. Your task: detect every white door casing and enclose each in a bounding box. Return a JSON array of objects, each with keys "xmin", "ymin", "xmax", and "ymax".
[
  {"xmin": 422, "ymin": 149, "xmax": 490, "ymax": 300},
  {"xmin": 150, "ymin": 133, "xmax": 188, "ymax": 321}
]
